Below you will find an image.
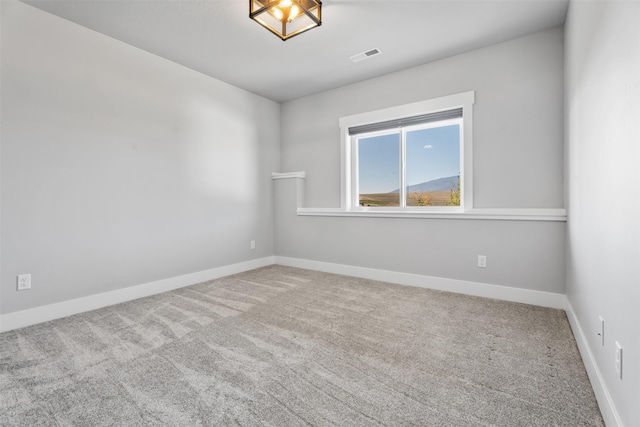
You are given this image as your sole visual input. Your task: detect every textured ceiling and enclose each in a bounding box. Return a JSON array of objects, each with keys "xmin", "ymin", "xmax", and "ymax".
[{"xmin": 22, "ymin": 0, "xmax": 569, "ymax": 102}]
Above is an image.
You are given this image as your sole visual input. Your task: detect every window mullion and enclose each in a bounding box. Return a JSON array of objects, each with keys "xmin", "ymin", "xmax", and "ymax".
[
  {"xmin": 400, "ymin": 129, "xmax": 407, "ymax": 209},
  {"xmin": 352, "ymin": 136, "xmax": 359, "ymax": 208}
]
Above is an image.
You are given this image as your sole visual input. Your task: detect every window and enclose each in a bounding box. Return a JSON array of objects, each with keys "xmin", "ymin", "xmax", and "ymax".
[{"xmin": 340, "ymin": 91, "xmax": 474, "ymax": 212}]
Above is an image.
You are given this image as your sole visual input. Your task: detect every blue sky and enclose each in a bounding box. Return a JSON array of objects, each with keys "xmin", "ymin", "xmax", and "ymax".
[{"xmin": 358, "ymin": 124, "xmax": 460, "ymax": 194}]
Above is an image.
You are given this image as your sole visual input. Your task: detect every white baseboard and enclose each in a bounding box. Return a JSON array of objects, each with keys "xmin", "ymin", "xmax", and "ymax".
[
  {"xmin": 0, "ymin": 255, "xmax": 566, "ymax": 333},
  {"xmin": 275, "ymin": 256, "xmax": 566, "ymax": 309},
  {"xmin": 0, "ymin": 256, "xmax": 276, "ymax": 333},
  {"xmin": 565, "ymin": 299, "xmax": 623, "ymax": 427}
]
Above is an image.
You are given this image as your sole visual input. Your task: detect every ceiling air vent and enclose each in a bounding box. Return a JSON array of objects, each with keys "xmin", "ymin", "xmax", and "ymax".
[{"xmin": 349, "ymin": 48, "xmax": 382, "ymax": 63}]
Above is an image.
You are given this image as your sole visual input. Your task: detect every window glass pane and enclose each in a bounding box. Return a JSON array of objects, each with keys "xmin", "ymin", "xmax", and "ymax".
[
  {"xmin": 405, "ymin": 124, "xmax": 460, "ymax": 206},
  {"xmin": 357, "ymin": 133, "xmax": 400, "ymax": 207}
]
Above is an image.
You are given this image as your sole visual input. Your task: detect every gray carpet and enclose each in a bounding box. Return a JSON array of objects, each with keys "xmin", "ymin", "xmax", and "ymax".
[{"xmin": 0, "ymin": 265, "xmax": 603, "ymax": 426}]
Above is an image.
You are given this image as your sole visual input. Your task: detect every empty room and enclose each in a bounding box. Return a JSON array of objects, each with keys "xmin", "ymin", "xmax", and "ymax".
[{"xmin": 1, "ymin": 0, "xmax": 638, "ymax": 425}]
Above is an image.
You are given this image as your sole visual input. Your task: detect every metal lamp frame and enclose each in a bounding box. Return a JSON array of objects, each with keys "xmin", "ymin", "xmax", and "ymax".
[{"xmin": 249, "ymin": 0, "xmax": 322, "ymax": 41}]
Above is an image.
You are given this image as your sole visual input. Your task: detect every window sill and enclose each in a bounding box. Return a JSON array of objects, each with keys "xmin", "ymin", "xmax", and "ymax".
[{"xmin": 296, "ymin": 208, "xmax": 567, "ymax": 221}]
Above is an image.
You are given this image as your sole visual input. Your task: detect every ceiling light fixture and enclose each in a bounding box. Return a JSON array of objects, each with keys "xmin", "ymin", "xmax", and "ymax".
[{"xmin": 249, "ymin": 0, "xmax": 322, "ymax": 41}]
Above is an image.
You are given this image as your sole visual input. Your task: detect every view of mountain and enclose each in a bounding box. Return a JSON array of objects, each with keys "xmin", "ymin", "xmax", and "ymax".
[{"xmin": 390, "ymin": 175, "xmax": 458, "ymax": 193}]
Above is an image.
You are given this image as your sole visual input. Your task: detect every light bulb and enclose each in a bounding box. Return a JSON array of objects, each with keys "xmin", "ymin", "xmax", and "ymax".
[
  {"xmin": 279, "ymin": 0, "xmax": 292, "ymax": 6},
  {"xmin": 288, "ymin": 5, "xmax": 300, "ymax": 21},
  {"xmin": 271, "ymin": 7, "xmax": 283, "ymax": 21}
]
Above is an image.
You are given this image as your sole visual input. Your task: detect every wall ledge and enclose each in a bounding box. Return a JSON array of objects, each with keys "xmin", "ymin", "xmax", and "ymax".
[
  {"xmin": 297, "ymin": 207, "xmax": 567, "ymax": 221},
  {"xmin": 272, "ymin": 171, "xmax": 306, "ymax": 180},
  {"xmin": 271, "ymin": 172, "xmax": 566, "ymax": 221}
]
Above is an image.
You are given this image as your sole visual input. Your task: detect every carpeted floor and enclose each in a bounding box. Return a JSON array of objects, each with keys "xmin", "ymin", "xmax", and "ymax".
[{"xmin": 0, "ymin": 265, "xmax": 603, "ymax": 426}]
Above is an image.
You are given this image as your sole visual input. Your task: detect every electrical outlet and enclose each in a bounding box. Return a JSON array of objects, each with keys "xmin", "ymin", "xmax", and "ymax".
[
  {"xmin": 477, "ymin": 255, "xmax": 487, "ymax": 268},
  {"xmin": 250, "ymin": 240, "xmax": 256, "ymax": 250},
  {"xmin": 615, "ymin": 341, "xmax": 623, "ymax": 379},
  {"xmin": 17, "ymin": 274, "xmax": 31, "ymax": 291},
  {"xmin": 598, "ymin": 316, "xmax": 604, "ymax": 346}
]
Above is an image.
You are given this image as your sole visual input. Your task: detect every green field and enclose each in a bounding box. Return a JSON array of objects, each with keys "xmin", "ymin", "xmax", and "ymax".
[{"xmin": 359, "ymin": 191, "xmax": 453, "ymax": 207}]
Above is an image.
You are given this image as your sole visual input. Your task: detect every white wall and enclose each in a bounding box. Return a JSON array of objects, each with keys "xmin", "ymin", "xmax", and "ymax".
[
  {"xmin": 565, "ymin": 1, "xmax": 640, "ymax": 426},
  {"xmin": 276, "ymin": 28, "xmax": 567, "ymax": 295},
  {"xmin": 281, "ymin": 28, "xmax": 565, "ymax": 209},
  {"xmin": 0, "ymin": 1, "xmax": 280, "ymax": 316}
]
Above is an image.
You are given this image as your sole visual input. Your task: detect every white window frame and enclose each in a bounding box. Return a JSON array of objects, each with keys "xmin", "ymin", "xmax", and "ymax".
[{"xmin": 340, "ymin": 91, "xmax": 475, "ymax": 212}]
